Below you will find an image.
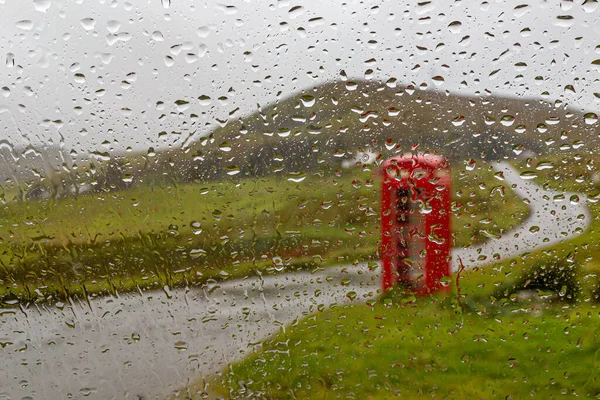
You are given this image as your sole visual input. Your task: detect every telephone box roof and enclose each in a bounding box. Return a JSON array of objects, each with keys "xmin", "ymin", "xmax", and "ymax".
[{"xmin": 381, "ymin": 153, "xmax": 449, "ymax": 170}]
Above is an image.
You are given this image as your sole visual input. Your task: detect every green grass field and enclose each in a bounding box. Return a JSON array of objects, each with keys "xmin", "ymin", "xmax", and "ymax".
[
  {"xmin": 199, "ymin": 155, "xmax": 600, "ymax": 399},
  {"xmin": 208, "ymin": 295, "xmax": 600, "ymax": 399},
  {"xmin": 0, "ymin": 160, "xmax": 527, "ymax": 304}
]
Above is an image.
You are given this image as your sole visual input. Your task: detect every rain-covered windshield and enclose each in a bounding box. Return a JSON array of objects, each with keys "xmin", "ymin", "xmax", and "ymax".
[{"xmin": 1, "ymin": 1, "xmax": 599, "ymax": 398}]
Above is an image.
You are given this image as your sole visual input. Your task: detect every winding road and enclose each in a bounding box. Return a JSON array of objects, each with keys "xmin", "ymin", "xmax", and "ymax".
[{"xmin": 0, "ymin": 162, "xmax": 591, "ymax": 400}]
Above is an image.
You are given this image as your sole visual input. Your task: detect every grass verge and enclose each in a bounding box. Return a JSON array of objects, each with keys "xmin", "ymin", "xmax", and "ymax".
[{"xmin": 198, "ymin": 155, "xmax": 600, "ymax": 399}]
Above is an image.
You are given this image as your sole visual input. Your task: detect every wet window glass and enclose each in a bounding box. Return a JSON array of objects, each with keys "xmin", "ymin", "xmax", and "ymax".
[{"xmin": 1, "ymin": 0, "xmax": 599, "ymax": 398}]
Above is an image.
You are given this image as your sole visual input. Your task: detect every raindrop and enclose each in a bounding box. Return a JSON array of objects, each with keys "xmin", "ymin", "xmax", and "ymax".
[
  {"xmin": 226, "ymin": 165, "xmax": 240, "ymax": 175},
  {"xmin": 152, "ymin": 31, "xmax": 165, "ymax": 41},
  {"xmin": 197, "ymin": 26, "xmax": 211, "ymax": 38},
  {"xmin": 289, "ymin": 5, "xmax": 305, "ymax": 19},
  {"xmin": 184, "ymin": 53, "xmax": 198, "ymax": 64},
  {"xmin": 520, "ymin": 171, "xmax": 538, "ymax": 180},
  {"xmin": 190, "ymin": 248, "xmax": 206, "ymax": 258},
  {"xmin": 190, "ymin": 221, "xmax": 202, "ymax": 235},
  {"xmin": 536, "ymin": 123, "xmax": 548, "ymax": 133},
  {"xmin": 512, "ymin": 144, "xmax": 524, "ymax": 155},
  {"xmin": 161, "ymin": 0, "xmax": 170, "ymax": 9},
  {"xmin": 570, "ymin": 195, "xmax": 580, "ymax": 204},
  {"xmin": 198, "ymin": 95, "xmax": 212, "ymax": 106},
  {"xmin": 33, "ymin": 0, "xmax": 51, "ymax": 13},
  {"xmin": 174, "ymin": 341, "xmax": 188, "ymax": 351},
  {"xmin": 582, "ymin": 0, "xmax": 599, "ymax": 13},
  {"xmin": 452, "ymin": 116, "xmax": 465, "ymax": 126},
  {"xmin": 432, "ymin": 75, "xmax": 444, "ymax": 85},
  {"xmin": 16, "ymin": 20, "xmax": 33, "ymax": 30},
  {"xmin": 175, "ymin": 100, "xmax": 189, "ymax": 112},
  {"xmin": 584, "ymin": 112, "xmax": 598, "ymax": 125},
  {"xmin": 555, "ymin": 15, "xmax": 574, "ymax": 27},
  {"xmin": 535, "ymin": 161, "xmax": 554, "ymax": 170},
  {"xmin": 500, "ymin": 115, "xmax": 515, "ymax": 127},
  {"xmin": 107, "ymin": 20, "xmax": 121, "ymax": 33},
  {"xmin": 286, "ymin": 171, "xmax": 307, "ymax": 182},
  {"xmin": 219, "ymin": 141, "xmax": 232, "ymax": 152},
  {"xmin": 559, "ymin": 286, "xmax": 568, "ymax": 297},
  {"xmin": 300, "ymin": 95, "xmax": 315, "ymax": 107},
  {"xmin": 448, "ymin": 21, "xmax": 462, "ymax": 33},
  {"xmin": 6, "ymin": 53, "xmax": 14, "ymax": 67},
  {"xmin": 277, "ymin": 128, "xmax": 291, "ymax": 138},
  {"xmin": 80, "ymin": 18, "xmax": 96, "ymax": 31}
]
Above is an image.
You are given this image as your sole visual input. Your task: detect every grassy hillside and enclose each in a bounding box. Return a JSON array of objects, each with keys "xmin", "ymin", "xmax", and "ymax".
[
  {"xmin": 5, "ymin": 80, "xmax": 595, "ymax": 196},
  {"xmin": 203, "ymin": 155, "xmax": 600, "ymax": 399},
  {"xmin": 149, "ymin": 79, "xmax": 598, "ymax": 182},
  {"xmin": 0, "ymin": 160, "xmax": 527, "ymax": 304}
]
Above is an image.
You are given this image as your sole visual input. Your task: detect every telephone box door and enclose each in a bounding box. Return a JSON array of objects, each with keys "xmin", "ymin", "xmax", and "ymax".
[{"xmin": 380, "ymin": 155, "xmax": 451, "ymax": 295}]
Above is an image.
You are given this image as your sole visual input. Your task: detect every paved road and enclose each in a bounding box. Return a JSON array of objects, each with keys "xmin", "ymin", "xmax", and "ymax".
[
  {"xmin": 452, "ymin": 162, "xmax": 590, "ymax": 269},
  {"xmin": 0, "ymin": 162, "xmax": 590, "ymax": 399}
]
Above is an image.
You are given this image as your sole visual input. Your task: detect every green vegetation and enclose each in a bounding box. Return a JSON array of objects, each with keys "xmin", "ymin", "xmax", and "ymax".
[
  {"xmin": 203, "ymin": 154, "xmax": 600, "ymax": 399},
  {"xmin": 0, "ymin": 160, "xmax": 527, "ymax": 304},
  {"xmin": 208, "ymin": 295, "xmax": 599, "ymax": 399}
]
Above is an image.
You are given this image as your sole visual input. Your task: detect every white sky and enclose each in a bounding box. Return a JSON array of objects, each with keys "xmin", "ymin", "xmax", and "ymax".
[{"xmin": 0, "ymin": 0, "xmax": 599, "ymax": 157}]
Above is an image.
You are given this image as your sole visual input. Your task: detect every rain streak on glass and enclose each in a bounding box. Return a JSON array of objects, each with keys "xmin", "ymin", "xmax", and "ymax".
[{"xmin": 0, "ymin": 0, "xmax": 599, "ymax": 399}]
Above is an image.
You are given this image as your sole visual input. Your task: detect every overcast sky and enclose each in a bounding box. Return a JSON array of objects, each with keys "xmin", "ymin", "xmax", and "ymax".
[{"xmin": 1, "ymin": 0, "xmax": 599, "ymax": 159}]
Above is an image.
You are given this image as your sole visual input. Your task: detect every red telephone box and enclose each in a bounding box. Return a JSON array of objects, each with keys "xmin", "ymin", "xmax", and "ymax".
[{"xmin": 380, "ymin": 154, "xmax": 452, "ymax": 295}]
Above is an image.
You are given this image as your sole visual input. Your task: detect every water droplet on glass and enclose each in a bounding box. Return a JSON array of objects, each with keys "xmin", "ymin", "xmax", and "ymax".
[
  {"xmin": 219, "ymin": 141, "xmax": 232, "ymax": 152},
  {"xmin": 174, "ymin": 341, "xmax": 188, "ymax": 351},
  {"xmin": 226, "ymin": 165, "xmax": 240, "ymax": 175},
  {"xmin": 107, "ymin": 20, "xmax": 121, "ymax": 33},
  {"xmin": 289, "ymin": 5, "xmax": 305, "ymax": 19},
  {"xmin": 500, "ymin": 115, "xmax": 515, "ymax": 126},
  {"xmin": 448, "ymin": 21, "xmax": 462, "ymax": 33},
  {"xmin": 582, "ymin": 0, "xmax": 599, "ymax": 13},
  {"xmin": 184, "ymin": 53, "xmax": 198, "ymax": 64},
  {"xmin": 584, "ymin": 112, "xmax": 598, "ymax": 125},
  {"xmin": 536, "ymin": 123, "xmax": 548, "ymax": 133},
  {"xmin": 555, "ymin": 15, "xmax": 574, "ymax": 27},
  {"xmin": 345, "ymin": 81, "xmax": 358, "ymax": 91},
  {"xmin": 432, "ymin": 75, "xmax": 445, "ymax": 86},
  {"xmin": 286, "ymin": 171, "xmax": 307, "ymax": 182},
  {"xmin": 152, "ymin": 31, "xmax": 164, "ymax": 42},
  {"xmin": 452, "ymin": 116, "xmax": 465, "ymax": 126},
  {"xmin": 16, "ymin": 20, "xmax": 33, "ymax": 30},
  {"xmin": 33, "ymin": 0, "xmax": 51, "ymax": 13},
  {"xmin": 190, "ymin": 248, "xmax": 206, "ymax": 258},
  {"xmin": 6, "ymin": 53, "xmax": 14, "ymax": 67},
  {"xmin": 197, "ymin": 26, "xmax": 210, "ymax": 38},
  {"xmin": 520, "ymin": 171, "xmax": 538, "ymax": 180},
  {"xmin": 190, "ymin": 221, "xmax": 202, "ymax": 235},
  {"xmin": 198, "ymin": 95, "xmax": 212, "ymax": 106},
  {"xmin": 570, "ymin": 195, "xmax": 580, "ymax": 204},
  {"xmin": 80, "ymin": 18, "xmax": 96, "ymax": 31},
  {"xmin": 300, "ymin": 95, "xmax": 315, "ymax": 107}
]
